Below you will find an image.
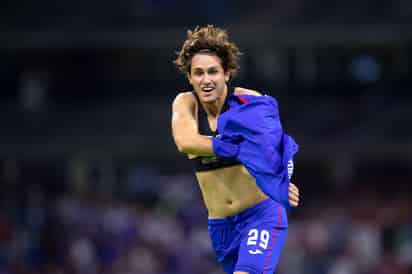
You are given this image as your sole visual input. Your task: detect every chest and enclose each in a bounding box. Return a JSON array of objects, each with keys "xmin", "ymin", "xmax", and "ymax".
[
  {"xmin": 196, "ymin": 106, "xmax": 219, "ymax": 136},
  {"xmin": 206, "ymin": 117, "xmax": 218, "ymax": 133}
]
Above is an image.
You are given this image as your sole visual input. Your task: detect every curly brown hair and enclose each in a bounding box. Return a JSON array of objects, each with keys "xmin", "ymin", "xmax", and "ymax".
[{"xmin": 174, "ymin": 25, "xmax": 242, "ymax": 79}]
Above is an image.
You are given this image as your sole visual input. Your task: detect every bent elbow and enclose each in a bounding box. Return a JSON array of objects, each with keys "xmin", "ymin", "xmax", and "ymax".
[
  {"xmin": 176, "ymin": 143, "xmax": 186, "ymax": 154},
  {"xmin": 174, "ymin": 138, "xmax": 189, "ymax": 154}
]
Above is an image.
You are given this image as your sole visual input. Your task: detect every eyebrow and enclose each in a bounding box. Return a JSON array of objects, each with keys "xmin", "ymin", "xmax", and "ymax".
[{"xmin": 192, "ymin": 65, "xmax": 219, "ymax": 71}]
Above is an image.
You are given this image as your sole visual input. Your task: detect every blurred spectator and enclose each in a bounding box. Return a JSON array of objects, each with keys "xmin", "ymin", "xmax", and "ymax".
[{"xmin": 0, "ymin": 166, "xmax": 409, "ymax": 274}]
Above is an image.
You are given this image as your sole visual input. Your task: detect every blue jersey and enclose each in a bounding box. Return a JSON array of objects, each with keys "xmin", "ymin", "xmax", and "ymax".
[
  {"xmin": 208, "ymin": 198, "xmax": 288, "ymax": 274},
  {"xmin": 213, "ymin": 94, "xmax": 299, "ymax": 209}
]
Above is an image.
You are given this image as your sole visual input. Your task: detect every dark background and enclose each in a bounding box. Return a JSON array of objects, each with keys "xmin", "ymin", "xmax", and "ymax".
[{"xmin": 0, "ymin": 1, "xmax": 411, "ymax": 274}]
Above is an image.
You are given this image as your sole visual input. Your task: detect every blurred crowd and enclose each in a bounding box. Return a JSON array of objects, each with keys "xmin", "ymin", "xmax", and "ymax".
[
  {"xmin": 0, "ymin": 163, "xmax": 410, "ymax": 274},
  {"xmin": 1, "ymin": 0, "xmax": 411, "ymax": 273}
]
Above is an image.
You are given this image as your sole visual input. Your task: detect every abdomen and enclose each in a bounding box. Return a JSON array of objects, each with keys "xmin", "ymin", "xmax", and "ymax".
[{"xmin": 195, "ymin": 165, "xmax": 268, "ymax": 218}]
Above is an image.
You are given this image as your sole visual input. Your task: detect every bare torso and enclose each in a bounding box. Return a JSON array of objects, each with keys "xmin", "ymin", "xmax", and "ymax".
[
  {"xmin": 192, "ymin": 87, "xmax": 268, "ymax": 218},
  {"xmin": 195, "ymin": 165, "xmax": 268, "ymax": 218}
]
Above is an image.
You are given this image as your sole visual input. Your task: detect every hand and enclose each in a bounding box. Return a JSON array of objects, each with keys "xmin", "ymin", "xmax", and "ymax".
[{"xmin": 289, "ymin": 182, "xmax": 300, "ymax": 207}]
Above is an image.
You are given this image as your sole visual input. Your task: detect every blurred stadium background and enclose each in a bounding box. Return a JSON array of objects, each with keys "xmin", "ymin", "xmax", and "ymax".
[{"xmin": 0, "ymin": 1, "xmax": 411, "ymax": 273}]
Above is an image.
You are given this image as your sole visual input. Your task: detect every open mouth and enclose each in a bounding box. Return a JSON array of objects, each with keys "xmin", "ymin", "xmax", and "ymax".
[{"xmin": 201, "ymin": 87, "xmax": 215, "ymax": 93}]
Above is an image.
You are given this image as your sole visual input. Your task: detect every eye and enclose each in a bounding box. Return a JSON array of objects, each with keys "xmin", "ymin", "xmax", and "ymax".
[
  {"xmin": 208, "ymin": 68, "xmax": 218, "ymax": 75},
  {"xmin": 193, "ymin": 70, "xmax": 203, "ymax": 76}
]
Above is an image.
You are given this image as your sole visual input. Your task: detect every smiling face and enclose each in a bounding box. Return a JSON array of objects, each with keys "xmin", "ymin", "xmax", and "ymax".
[{"xmin": 187, "ymin": 53, "xmax": 230, "ymax": 104}]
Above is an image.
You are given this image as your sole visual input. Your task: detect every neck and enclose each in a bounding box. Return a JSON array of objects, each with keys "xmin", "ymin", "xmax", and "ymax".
[{"xmin": 203, "ymin": 86, "xmax": 228, "ymax": 117}]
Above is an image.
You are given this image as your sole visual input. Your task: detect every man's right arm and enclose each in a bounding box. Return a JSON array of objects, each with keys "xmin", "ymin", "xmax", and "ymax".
[{"xmin": 171, "ymin": 92, "xmax": 215, "ymax": 156}]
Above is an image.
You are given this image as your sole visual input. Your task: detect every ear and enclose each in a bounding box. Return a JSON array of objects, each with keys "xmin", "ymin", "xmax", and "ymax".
[
  {"xmin": 224, "ymin": 71, "xmax": 230, "ymax": 82},
  {"xmin": 186, "ymin": 73, "xmax": 193, "ymax": 85}
]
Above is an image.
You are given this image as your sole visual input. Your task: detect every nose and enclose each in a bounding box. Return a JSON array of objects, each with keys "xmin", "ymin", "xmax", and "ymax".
[{"xmin": 201, "ymin": 73, "xmax": 212, "ymax": 84}]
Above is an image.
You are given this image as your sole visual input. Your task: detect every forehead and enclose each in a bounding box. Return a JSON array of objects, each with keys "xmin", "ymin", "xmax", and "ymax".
[{"xmin": 190, "ymin": 53, "xmax": 223, "ymax": 70}]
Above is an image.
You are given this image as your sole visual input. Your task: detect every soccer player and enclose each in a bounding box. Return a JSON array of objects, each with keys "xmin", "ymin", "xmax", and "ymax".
[{"xmin": 171, "ymin": 25, "xmax": 300, "ymax": 274}]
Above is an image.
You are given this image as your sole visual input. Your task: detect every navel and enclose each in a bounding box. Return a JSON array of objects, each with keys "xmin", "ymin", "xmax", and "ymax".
[{"xmin": 225, "ymin": 199, "xmax": 233, "ymax": 205}]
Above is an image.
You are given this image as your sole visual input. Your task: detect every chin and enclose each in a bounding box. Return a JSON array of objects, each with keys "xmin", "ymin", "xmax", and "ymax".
[{"xmin": 201, "ymin": 95, "xmax": 218, "ymax": 103}]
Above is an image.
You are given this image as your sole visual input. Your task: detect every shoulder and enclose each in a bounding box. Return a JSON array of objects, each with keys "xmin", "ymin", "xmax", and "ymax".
[
  {"xmin": 233, "ymin": 87, "xmax": 262, "ymax": 96},
  {"xmin": 172, "ymin": 91, "xmax": 196, "ymax": 107}
]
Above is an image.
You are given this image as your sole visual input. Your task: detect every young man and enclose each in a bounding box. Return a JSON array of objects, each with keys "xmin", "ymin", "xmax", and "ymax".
[{"xmin": 171, "ymin": 25, "xmax": 300, "ymax": 274}]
